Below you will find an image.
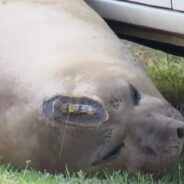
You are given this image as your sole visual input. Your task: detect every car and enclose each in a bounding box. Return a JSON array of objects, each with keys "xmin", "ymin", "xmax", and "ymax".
[{"xmin": 85, "ymin": 0, "xmax": 184, "ymax": 56}]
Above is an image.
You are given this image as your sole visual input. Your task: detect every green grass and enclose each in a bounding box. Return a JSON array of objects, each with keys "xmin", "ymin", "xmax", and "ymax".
[
  {"xmin": 131, "ymin": 43, "xmax": 184, "ymax": 114},
  {"xmin": 0, "ymin": 163, "xmax": 183, "ymax": 184},
  {"xmin": 1, "ymin": 43, "xmax": 184, "ymax": 183}
]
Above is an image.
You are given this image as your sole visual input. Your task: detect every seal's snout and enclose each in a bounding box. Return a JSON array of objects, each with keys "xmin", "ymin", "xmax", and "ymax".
[
  {"xmin": 164, "ymin": 122, "xmax": 184, "ymax": 154},
  {"xmin": 165, "ymin": 119, "xmax": 184, "ymax": 141},
  {"xmin": 114, "ymin": 94, "xmax": 184, "ymax": 175}
]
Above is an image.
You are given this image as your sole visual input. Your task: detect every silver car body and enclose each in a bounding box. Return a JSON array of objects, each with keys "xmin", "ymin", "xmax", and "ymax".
[{"xmin": 86, "ymin": 0, "xmax": 184, "ymax": 47}]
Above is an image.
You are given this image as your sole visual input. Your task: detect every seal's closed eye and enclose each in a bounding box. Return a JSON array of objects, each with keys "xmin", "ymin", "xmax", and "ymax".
[
  {"xmin": 42, "ymin": 96, "xmax": 109, "ymax": 127},
  {"xmin": 129, "ymin": 84, "xmax": 141, "ymax": 106}
]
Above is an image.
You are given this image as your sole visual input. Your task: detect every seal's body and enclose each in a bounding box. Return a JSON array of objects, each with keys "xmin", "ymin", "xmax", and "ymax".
[{"xmin": 0, "ymin": 0, "xmax": 184, "ymax": 175}]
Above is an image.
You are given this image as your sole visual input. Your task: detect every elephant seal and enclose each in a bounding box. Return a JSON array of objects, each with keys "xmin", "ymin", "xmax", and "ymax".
[{"xmin": 0, "ymin": 0, "xmax": 184, "ymax": 175}]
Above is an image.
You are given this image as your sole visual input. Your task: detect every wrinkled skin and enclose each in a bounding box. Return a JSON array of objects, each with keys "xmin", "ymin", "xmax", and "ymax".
[{"xmin": 0, "ymin": 0, "xmax": 184, "ymax": 175}]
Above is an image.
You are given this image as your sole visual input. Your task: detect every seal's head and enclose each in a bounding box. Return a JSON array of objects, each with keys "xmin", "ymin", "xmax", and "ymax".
[{"xmin": 41, "ymin": 71, "xmax": 184, "ymax": 175}]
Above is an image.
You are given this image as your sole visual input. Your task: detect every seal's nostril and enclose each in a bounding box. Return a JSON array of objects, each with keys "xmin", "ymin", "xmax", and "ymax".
[{"xmin": 177, "ymin": 127, "xmax": 184, "ymax": 139}]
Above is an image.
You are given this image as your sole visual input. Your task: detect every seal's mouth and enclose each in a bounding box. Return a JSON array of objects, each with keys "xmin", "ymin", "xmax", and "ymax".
[
  {"xmin": 42, "ymin": 95, "xmax": 109, "ymax": 127},
  {"xmin": 92, "ymin": 143, "xmax": 124, "ymax": 166}
]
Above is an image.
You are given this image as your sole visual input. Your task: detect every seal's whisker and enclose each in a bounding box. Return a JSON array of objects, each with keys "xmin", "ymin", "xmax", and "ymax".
[{"xmin": 59, "ymin": 110, "xmax": 70, "ymax": 159}]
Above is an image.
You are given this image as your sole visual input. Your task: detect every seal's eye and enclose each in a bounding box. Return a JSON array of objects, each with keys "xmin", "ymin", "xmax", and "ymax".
[
  {"xmin": 129, "ymin": 84, "xmax": 141, "ymax": 106},
  {"xmin": 42, "ymin": 96, "xmax": 109, "ymax": 127}
]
